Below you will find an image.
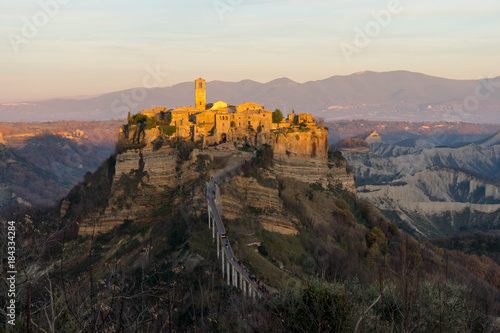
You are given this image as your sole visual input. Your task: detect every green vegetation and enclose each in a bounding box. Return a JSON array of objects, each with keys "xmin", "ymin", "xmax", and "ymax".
[
  {"xmin": 255, "ymin": 144, "xmax": 273, "ymax": 168},
  {"xmin": 272, "ymin": 108, "xmax": 284, "ymax": 123},
  {"xmin": 5, "ymin": 138, "xmax": 500, "ymax": 332},
  {"xmin": 159, "ymin": 125, "xmax": 176, "ymax": 136},
  {"xmin": 299, "ymin": 126, "xmax": 310, "ymax": 132},
  {"xmin": 130, "ymin": 113, "xmax": 147, "ymax": 125},
  {"xmin": 328, "ymin": 150, "xmax": 346, "ymax": 168},
  {"xmin": 174, "ymin": 140, "xmax": 196, "ymax": 161},
  {"xmin": 240, "ymin": 145, "xmax": 256, "ymax": 152},
  {"xmin": 152, "ymin": 138, "xmax": 164, "ymax": 151},
  {"xmin": 146, "ymin": 117, "xmax": 157, "ymax": 130},
  {"xmin": 257, "ymin": 177, "xmax": 277, "ymax": 189},
  {"xmin": 433, "ymin": 231, "xmax": 500, "ymax": 265}
]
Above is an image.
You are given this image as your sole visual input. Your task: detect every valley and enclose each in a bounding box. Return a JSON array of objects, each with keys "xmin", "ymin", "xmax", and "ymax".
[{"xmin": 342, "ymin": 131, "xmax": 500, "ymax": 238}]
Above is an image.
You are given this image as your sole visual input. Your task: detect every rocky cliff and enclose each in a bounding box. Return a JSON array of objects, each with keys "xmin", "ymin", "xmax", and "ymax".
[
  {"xmin": 219, "ymin": 129, "xmax": 356, "ymax": 236},
  {"xmin": 74, "ymin": 125, "xmax": 356, "ymax": 237},
  {"xmin": 221, "ymin": 173, "xmax": 300, "ymax": 235},
  {"xmin": 77, "ymin": 146, "xmax": 204, "ymax": 235},
  {"xmin": 345, "ymin": 138, "xmax": 500, "ymax": 238},
  {"xmin": 271, "ymin": 128, "xmax": 329, "ymax": 160}
]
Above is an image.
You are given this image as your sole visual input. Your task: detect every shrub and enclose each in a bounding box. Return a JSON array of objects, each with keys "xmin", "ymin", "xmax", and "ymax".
[
  {"xmin": 255, "ymin": 145, "xmax": 273, "ymax": 168},
  {"xmin": 159, "ymin": 125, "xmax": 176, "ymax": 136},
  {"xmin": 258, "ymin": 245, "xmax": 269, "ymax": 256},
  {"xmin": 175, "ymin": 140, "xmax": 196, "ymax": 161},
  {"xmin": 152, "ymin": 138, "xmax": 164, "ymax": 151},
  {"xmin": 131, "ymin": 114, "xmax": 147, "ymax": 125},
  {"xmin": 146, "ymin": 117, "xmax": 157, "ymax": 130},
  {"xmin": 273, "ymin": 109, "xmax": 284, "ymax": 123}
]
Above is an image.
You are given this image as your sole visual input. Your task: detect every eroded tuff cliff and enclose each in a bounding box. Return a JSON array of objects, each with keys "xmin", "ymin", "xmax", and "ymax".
[
  {"xmin": 219, "ymin": 160, "xmax": 355, "ymax": 235},
  {"xmin": 271, "ymin": 128, "xmax": 355, "ymax": 192},
  {"xmin": 221, "ymin": 173, "xmax": 300, "ymax": 235},
  {"xmin": 76, "ymin": 146, "xmax": 205, "ymax": 235},
  {"xmin": 219, "ymin": 130, "xmax": 356, "ymax": 236},
  {"xmin": 71, "ymin": 127, "xmax": 356, "ymax": 237},
  {"xmin": 271, "ymin": 128, "xmax": 329, "ymax": 160}
]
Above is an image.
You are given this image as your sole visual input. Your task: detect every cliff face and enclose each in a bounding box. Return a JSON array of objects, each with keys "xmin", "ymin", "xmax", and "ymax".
[
  {"xmin": 77, "ymin": 126, "xmax": 356, "ymax": 236},
  {"xmin": 269, "ymin": 129, "xmax": 356, "ymax": 193},
  {"xmin": 357, "ymin": 166, "xmax": 500, "ymax": 237},
  {"xmin": 78, "ymin": 146, "xmax": 202, "ymax": 235},
  {"xmin": 219, "ymin": 129, "xmax": 357, "ymax": 236},
  {"xmin": 221, "ymin": 174, "xmax": 300, "ymax": 235},
  {"xmin": 271, "ymin": 128, "xmax": 329, "ymax": 160}
]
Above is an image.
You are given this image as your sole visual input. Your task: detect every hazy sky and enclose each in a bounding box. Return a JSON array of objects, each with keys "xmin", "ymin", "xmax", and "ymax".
[{"xmin": 1, "ymin": 0, "xmax": 499, "ymax": 103}]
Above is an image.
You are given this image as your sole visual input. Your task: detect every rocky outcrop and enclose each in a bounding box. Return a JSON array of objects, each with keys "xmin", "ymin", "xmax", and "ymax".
[
  {"xmin": 268, "ymin": 127, "xmax": 356, "ymax": 193},
  {"xmin": 79, "ymin": 146, "xmax": 204, "ymax": 235},
  {"xmin": 273, "ymin": 158, "xmax": 356, "ymax": 194},
  {"xmin": 365, "ymin": 131, "xmax": 382, "ymax": 144},
  {"xmin": 348, "ymin": 140, "xmax": 500, "ymax": 237},
  {"xmin": 221, "ymin": 174, "xmax": 299, "ymax": 235},
  {"xmin": 79, "ymin": 125, "xmax": 356, "ymax": 236},
  {"xmin": 271, "ymin": 128, "xmax": 329, "ymax": 160},
  {"xmin": 219, "ymin": 146, "xmax": 357, "ymax": 236}
]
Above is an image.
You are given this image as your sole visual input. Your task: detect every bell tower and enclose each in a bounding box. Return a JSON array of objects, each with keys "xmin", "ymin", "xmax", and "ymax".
[{"xmin": 195, "ymin": 78, "xmax": 206, "ymax": 110}]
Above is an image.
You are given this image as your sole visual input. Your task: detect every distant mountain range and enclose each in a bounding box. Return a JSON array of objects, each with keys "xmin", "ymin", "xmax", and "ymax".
[{"xmin": 1, "ymin": 71, "xmax": 499, "ymax": 123}]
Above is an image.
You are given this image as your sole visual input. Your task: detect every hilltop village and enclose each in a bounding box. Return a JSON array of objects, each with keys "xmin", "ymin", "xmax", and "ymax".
[{"xmin": 119, "ymin": 78, "xmax": 324, "ymax": 152}]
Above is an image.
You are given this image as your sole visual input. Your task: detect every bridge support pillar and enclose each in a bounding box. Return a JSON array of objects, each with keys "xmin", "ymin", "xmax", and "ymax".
[
  {"xmin": 216, "ymin": 232, "xmax": 219, "ymax": 259},
  {"xmin": 208, "ymin": 204, "xmax": 211, "ymax": 228},
  {"xmin": 243, "ymin": 280, "xmax": 247, "ymax": 297},
  {"xmin": 226, "ymin": 262, "xmax": 230, "ymax": 285},
  {"xmin": 221, "ymin": 249, "xmax": 225, "ymax": 278}
]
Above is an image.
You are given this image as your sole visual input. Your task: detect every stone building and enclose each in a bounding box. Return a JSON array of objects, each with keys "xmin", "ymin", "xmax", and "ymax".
[{"xmin": 123, "ymin": 78, "xmax": 317, "ymax": 147}]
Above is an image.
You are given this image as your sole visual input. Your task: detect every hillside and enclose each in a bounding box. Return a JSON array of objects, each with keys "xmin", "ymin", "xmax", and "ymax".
[
  {"xmin": 359, "ymin": 167, "xmax": 500, "ymax": 237},
  {"xmin": 343, "ymin": 135, "xmax": 500, "ymax": 238},
  {"xmin": 326, "ymin": 120, "xmax": 500, "ymax": 145},
  {"xmin": 0, "ymin": 143, "xmax": 71, "ymax": 208},
  {"xmin": 2, "ymin": 131, "xmax": 500, "ymax": 331},
  {"xmin": 2, "ymin": 71, "xmax": 500, "ymax": 123},
  {"xmin": 0, "ymin": 121, "xmax": 120, "ymax": 209}
]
